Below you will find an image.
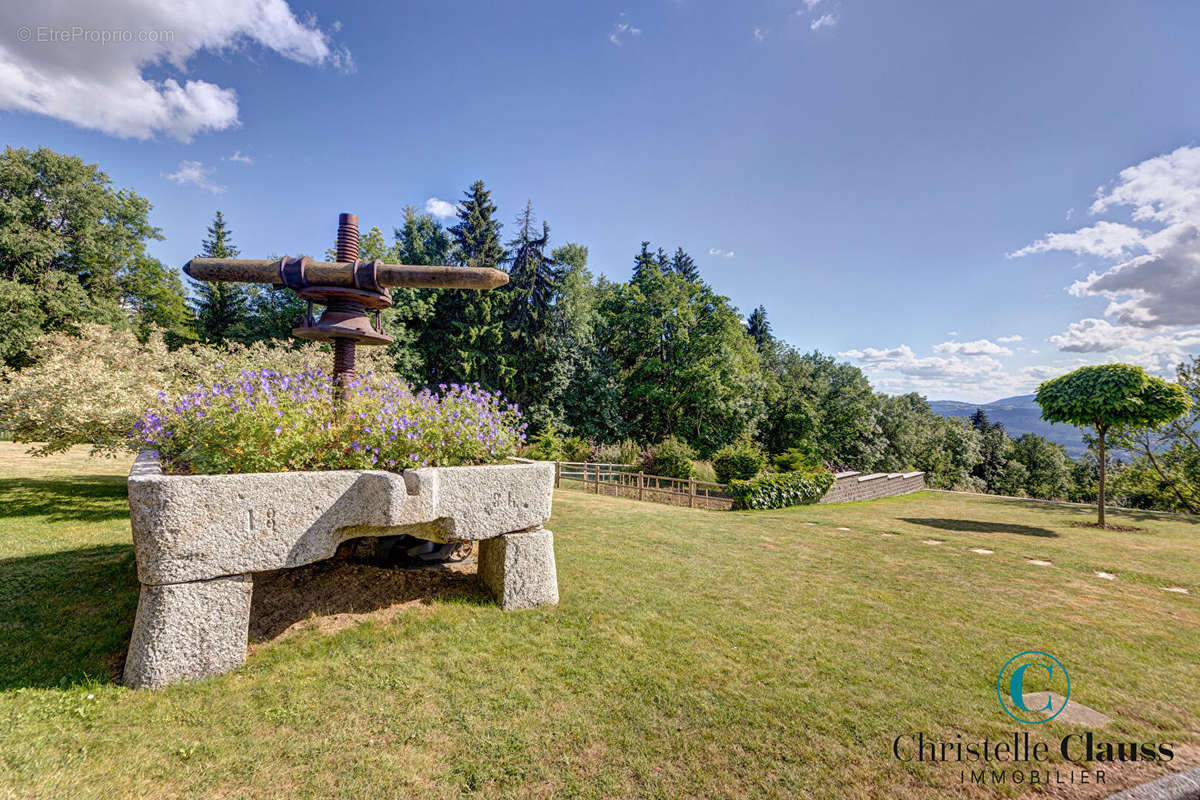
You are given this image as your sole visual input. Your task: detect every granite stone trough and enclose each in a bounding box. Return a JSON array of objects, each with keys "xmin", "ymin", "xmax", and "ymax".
[{"xmin": 124, "ymin": 451, "xmax": 558, "ymax": 689}]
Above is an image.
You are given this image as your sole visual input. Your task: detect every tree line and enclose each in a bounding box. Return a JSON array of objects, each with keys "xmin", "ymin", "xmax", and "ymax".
[{"xmin": 1, "ymin": 145, "xmax": 1196, "ymax": 512}]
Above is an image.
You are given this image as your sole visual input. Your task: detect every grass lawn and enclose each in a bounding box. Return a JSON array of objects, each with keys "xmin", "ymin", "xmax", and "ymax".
[{"xmin": 0, "ymin": 443, "xmax": 1197, "ymax": 799}]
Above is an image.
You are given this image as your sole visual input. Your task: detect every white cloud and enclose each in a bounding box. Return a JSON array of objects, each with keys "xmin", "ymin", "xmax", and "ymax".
[
  {"xmin": 1014, "ymin": 145, "xmax": 1200, "ymax": 328},
  {"xmin": 1046, "ymin": 318, "xmax": 1127, "ymax": 353},
  {"xmin": 838, "ymin": 343, "xmax": 1026, "ymax": 399},
  {"xmin": 609, "ymin": 20, "xmax": 642, "ymax": 46},
  {"xmin": 164, "ymin": 160, "xmax": 224, "ymax": 193},
  {"xmin": 933, "ymin": 339, "xmax": 1013, "ymax": 357},
  {"xmin": 811, "ymin": 13, "xmax": 838, "ymax": 30},
  {"xmin": 222, "ymin": 150, "xmax": 252, "ymax": 165},
  {"xmin": 754, "ymin": 27, "xmax": 768, "ymax": 42},
  {"xmin": 708, "ymin": 248, "xmax": 736, "ymax": 258},
  {"xmin": 996, "ymin": 335, "xmax": 1023, "ymax": 343},
  {"xmin": 801, "ymin": 0, "xmax": 822, "ymax": 10},
  {"xmin": 1046, "ymin": 318, "xmax": 1200, "ymax": 374},
  {"xmin": 0, "ymin": 0, "xmax": 349, "ymax": 141},
  {"xmin": 1008, "ymin": 220, "xmax": 1145, "ymax": 259},
  {"xmin": 424, "ymin": 197, "xmax": 459, "ymax": 219}
]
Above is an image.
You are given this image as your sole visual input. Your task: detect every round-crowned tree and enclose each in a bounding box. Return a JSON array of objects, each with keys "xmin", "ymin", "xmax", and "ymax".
[{"xmin": 1035, "ymin": 364, "xmax": 1191, "ymax": 527}]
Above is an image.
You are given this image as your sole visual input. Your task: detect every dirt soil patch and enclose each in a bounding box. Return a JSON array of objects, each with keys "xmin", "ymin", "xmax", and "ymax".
[{"xmin": 248, "ymin": 558, "xmax": 485, "ymax": 644}]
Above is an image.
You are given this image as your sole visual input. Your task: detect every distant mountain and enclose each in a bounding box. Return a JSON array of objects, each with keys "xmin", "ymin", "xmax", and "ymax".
[{"xmin": 928, "ymin": 394, "xmax": 1088, "ymax": 456}]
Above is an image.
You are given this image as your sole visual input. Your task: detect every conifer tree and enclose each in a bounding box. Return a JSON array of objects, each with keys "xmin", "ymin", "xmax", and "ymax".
[
  {"xmin": 746, "ymin": 305, "xmax": 772, "ymax": 352},
  {"xmin": 418, "ymin": 181, "xmax": 509, "ymax": 388},
  {"xmin": 671, "ymin": 247, "xmax": 700, "ymax": 282},
  {"xmin": 192, "ymin": 211, "xmax": 250, "ymax": 343},
  {"xmin": 632, "ymin": 241, "xmax": 659, "ymax": 281}
]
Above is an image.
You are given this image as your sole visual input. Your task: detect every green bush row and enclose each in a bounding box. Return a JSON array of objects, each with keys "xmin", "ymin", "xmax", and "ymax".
[{"xmin": 728, "ymin": 468, "xmax": 835, "ymax": 510}]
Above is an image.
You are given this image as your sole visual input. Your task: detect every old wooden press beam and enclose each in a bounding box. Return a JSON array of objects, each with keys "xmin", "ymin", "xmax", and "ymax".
[{"xmin": 183, "ymin": 212, "xmax": 508, "ymax": 399}]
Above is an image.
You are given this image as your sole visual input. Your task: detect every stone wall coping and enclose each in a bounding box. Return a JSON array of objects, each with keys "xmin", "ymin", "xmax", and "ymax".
[
  {"xmin": 856, "ymin": 473, "xmax": 889, "ymax": 482},
  {"xmin": 902, "ymin": 471, "xmax": 925, "ymax": 479},
  {"xmin": 834, "ymin": 471, "xmax": 861, "ymax": 479},
  {"xmin": 128, "ymin": 450, "xmax": 554, "ymax": 585}
]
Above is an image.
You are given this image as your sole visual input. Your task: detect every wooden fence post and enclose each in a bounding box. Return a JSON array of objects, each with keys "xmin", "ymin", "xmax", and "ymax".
[
  {"xmin": 594, "ymin": 463, "xmax": 600, "ymax": 494},
  {"xmin": 554, "ymin": 460, "xmax": 561, "ymax": 488},
  {"xmin": 689, "ymin": 477, "xmax": 696, "ymax": 508},
  {"xmin": 638, "ymin": 471, "xmax": 644, "ymax": 501}
]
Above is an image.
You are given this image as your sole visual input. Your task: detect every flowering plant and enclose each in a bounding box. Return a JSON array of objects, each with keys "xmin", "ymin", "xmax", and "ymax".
[{"xmin": 134, "ymin": 368, "xmax": 526, "ymax": 475}]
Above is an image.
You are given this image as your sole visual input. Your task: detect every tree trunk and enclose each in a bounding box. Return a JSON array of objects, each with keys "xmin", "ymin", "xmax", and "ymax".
[{"xmin": 1097, "ymin": 426, "xmax": 1107, "ymax": 527}]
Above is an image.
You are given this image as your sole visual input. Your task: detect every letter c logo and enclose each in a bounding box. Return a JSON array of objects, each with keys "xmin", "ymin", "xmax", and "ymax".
[{"xmin": 997, "ymin": 651, "xmax": 1070, "ymax": 724}]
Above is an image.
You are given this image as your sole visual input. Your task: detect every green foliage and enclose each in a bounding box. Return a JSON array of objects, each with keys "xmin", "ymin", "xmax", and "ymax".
[
  {"xmin": 761, "ymin": 349, "xmax": 882, "ymax": 469},
  {"xmin": 642, "ymin": 436, "xmax": 696, "ymax": 479},
  {"xmin": 0, "ymin": 146, "xmax": 159, "ymax": 299},
  {"xmin": 119, "ymin": 256, "xmax": 194, "ymax": 344},
  {"xmin": 1010, "ymin": 434, "xmax": 1074, "ymax": 500},
  {"xmin": 1037, "ymin": 364, "xmax": 1192, "ymax": 525},
  {"xmin": 746, "ymin": 305, "xmax": 772, "ymax": 352},
  {"xmin": 692, "ymin": 460, "xmax": 717, "ymax": 483},
  {"xmin": 728, "ymin": 467, "xmax": 835, "ymax": 510},
  {"xmin": 1037, "ymin": 364, "xmax": 1192, "ymax": 431},
  {"xmin": 522, "ymin": 428, "xmax": 590, "ymax": 462},
  {"xmin": 713, "ymin": 441, "xmax": 766, "ymax": 483},
  {"xmin": 601, "ymin": 268, "xmax": 764, "ymax": 454},
  {"xmin": 771, "ymin": 447, "xmax": 824, "ymax": 473},
  {"xmin": 191, "ymin": 211, "xmax": 253, "ymax": 344},
  {"xmin": 1108, "ymin": 355, "xmax": 1200, "ymax": 514},
  {"xmin": 418, "ymin": 181, "xmax": 511, "ymax": 391}
]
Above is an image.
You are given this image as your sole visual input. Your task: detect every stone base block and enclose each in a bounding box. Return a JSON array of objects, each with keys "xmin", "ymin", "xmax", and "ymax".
[
  {"xmin": 478, "ymin": 528, "xmax": 559, "ymax": 610},
  {"xmin": 124, "ymin": 574, "xmax": 253, "ymax": 689}
]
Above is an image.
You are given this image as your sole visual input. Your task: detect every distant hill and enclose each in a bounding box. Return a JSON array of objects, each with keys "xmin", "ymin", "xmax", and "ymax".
[{"xmin": 928, "ymin": 394, "xmax": 1088, "ymax": 456}]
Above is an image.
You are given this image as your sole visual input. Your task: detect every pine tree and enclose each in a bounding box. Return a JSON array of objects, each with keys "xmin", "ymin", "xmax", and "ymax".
[
  {"xmin": 671, "ymin": 247, "xmax": 700, "ymax": 282},
  {"xmin": 632, "ymin": 241, "xmax": 659, "ymax": 281},
  {"xmin": 418, "ymin": 181, "xmax": 510, "ymax": 388},
  {"xmin": 747, "ymin": 305, "xmax": 772, "ymax": 352},
  {"xmin": 969, "ymin": 408, "xmax": 991, "ymax": 432},
  {"xmin": 191, "ymin": 211, "xmax": 250, "ymax": 344},
  {"xmin": 503, "ymin": 201, "xmax": 565, "ymax": 429},
  {"xmin": 450, "ymin": 180, "xmax": 505, "ymax": 269}
]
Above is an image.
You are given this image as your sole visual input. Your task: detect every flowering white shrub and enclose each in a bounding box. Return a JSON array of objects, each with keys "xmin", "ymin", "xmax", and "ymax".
[{"xmin": 0, "ymin": 324, "xmax": 398, "ymax": 456}]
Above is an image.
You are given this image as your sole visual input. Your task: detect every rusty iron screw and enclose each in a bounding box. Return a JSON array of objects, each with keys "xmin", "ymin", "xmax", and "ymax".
[{"xmin": 332, "ymin": 212, "xmax": 360, "ymax": 400}]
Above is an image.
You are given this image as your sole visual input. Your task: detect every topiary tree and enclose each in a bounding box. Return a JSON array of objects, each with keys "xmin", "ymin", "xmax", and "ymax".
[{"xmin": 1035, "ymin": 364, "xmax": 1191, "ymax": 527}]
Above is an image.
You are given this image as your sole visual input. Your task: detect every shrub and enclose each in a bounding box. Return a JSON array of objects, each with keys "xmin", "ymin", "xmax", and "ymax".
[
  {"xmin": 713, "ymin": 441, "xmax": 766, "ymax": 483},
  {"xmin": 642, "ymin": 436, "xmax": 696, "ymax": 479},
  {"xmin": 134, "ymin": 370, "xmax": 525, "ymax": 475},
  {"xmin": 0, "ymin": 323, "xmax": 397, "ymax": 457},
  {"xmin": 771, "ymin": 447, "xmax": 824, "ymax": 474},
  {"xmin": 523, "ymin": 428, "xmax": 564, "ymax": 461},
  {"xmin": 692, "ymin": 460, "xmax": 717, "ymax": 483},
  {"xmin": 593, "ymin": 438, "xmax": 641, "ymax": 465},
  {"xmin": 728, "ymin": 468, "xmax": 835, "ymax": 510},
  {"xmin": 562, "ymin": 436, "xmax": 592, "ymax": 463}
]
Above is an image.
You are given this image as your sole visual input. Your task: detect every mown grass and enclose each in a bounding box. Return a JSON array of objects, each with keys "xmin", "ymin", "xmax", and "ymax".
[{"xmin": 0, "ymin": 443, "xmax": 1196, "ymax": 799}]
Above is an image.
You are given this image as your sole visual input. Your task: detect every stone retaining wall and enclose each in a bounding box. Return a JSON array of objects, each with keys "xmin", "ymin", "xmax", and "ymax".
[{"xmin": 819, "ymin": 470, "xmax": 925, "ymax": 504}]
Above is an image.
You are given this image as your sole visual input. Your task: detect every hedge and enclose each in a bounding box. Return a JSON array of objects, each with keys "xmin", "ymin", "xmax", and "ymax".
[{"xmin": 728, "ymin": 468, "xmax": 835, "ymax": 510}]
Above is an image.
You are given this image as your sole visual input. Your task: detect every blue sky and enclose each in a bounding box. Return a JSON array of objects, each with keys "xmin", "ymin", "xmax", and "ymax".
[{"xmin": 3, "ymin": 0, "xmax": 1200, "ymax": 402}]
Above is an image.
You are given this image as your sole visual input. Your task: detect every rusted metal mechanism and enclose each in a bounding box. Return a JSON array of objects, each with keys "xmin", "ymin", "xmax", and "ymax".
[{"xmin": 182, "ymin": 212, "xmax": 509, "ymax": 403}]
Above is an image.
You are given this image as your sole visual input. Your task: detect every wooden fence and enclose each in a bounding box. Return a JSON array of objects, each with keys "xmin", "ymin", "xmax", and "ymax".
[{"xmin": 554, "ymin": 461, "xmax": 734, "ymax": 511}]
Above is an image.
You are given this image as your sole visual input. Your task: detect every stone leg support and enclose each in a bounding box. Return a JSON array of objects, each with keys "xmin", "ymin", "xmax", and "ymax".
[
  {"xmin": 478, "ymin": 527, "xmax": 559, "ymax": 610},
  {"xmin": 123, "ymin": 574, "xmax": 253, "ymax": 689}
]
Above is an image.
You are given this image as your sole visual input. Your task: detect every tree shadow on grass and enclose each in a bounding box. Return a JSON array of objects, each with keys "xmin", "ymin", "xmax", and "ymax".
[
  {"xmin": 0, "ymin": 544, "xmax": 139, "ymax": 690},
  {"xmin": 899, "ymin": 518, "xmax": 1059, "ymax": 538},
  {"xmin": 0, "ymin": 476, "xmax": 128, "ymax": 523},
  {"xmin": 250, "ymin": 557, "xmax": 490, "ymax": 642}
]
